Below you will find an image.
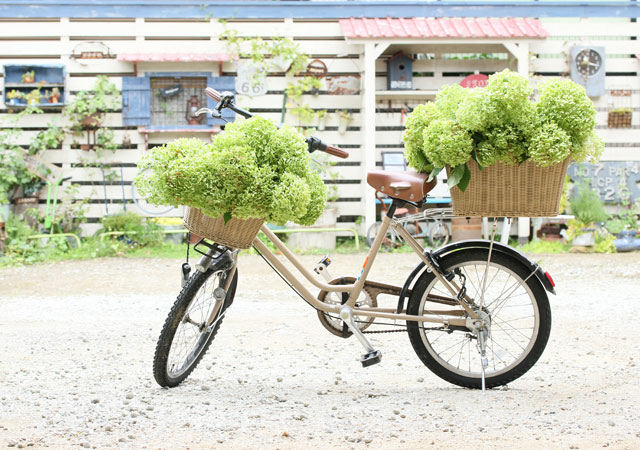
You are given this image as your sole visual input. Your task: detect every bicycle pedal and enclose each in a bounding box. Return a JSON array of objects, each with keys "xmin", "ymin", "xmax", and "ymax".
[{"xmin": 360, "ymin": 350, "xmax": 382, "ymax": 368}]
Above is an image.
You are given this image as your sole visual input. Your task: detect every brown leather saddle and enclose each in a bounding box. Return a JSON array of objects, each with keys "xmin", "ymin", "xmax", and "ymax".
[{"xmin": 366, "ymin": 170, "xmax": 437, "ymax": 203}]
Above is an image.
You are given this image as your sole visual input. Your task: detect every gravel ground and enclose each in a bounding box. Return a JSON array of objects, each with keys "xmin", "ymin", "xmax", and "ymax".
[{"xmin": 1, "ymin": 251, "xmax": 639, "ymax": 449}]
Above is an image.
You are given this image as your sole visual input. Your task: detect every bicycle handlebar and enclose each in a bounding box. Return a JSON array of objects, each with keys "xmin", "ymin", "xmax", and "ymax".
[
  {"xmin": 205, "ymin": 87, "xmax": 221, "ymax": 102},
  {"xmin": 205, "ymin": 87, "xmax": 349, "ymax": 159}
]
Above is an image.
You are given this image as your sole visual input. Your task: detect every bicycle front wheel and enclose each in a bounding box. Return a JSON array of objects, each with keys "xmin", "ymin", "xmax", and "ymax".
[
  {"xmin": 407, "ymin": 248, "xmax": 551, "ymax": 389},
  {"xmin": 153, "ymin": 266, "xmax": 238, "ymax": 388}
]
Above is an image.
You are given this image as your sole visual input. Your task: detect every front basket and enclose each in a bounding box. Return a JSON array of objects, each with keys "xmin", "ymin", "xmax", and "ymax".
[
  {"xmin": 448, "ymin": 158, "xmax": 570, "ymax": 217},
  {"xmin": 183, "ymin": 207, "xmax": 264, "ymax": 249}
]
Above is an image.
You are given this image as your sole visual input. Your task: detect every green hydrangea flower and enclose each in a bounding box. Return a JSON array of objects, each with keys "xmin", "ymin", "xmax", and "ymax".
[
  {"xmin": 484, "ymin": 69, "xmax": 534, "ymax": 127},
  {"xmin": 572, "ymin": 129, "xmax": 604, "ymax": 164},
  {"xmin": 423, "ymin": 120, "xmax": 473, "ymax": 168},
  {"xmin": 135, "ymin": 117, "xmax": 326, "ymax": 226},
  {"xmin": 528, "ymin": 122, "xmax": 572, "ymax": 167},
  {"xmin": 536, "ymin": 78, "xmax": 596, "ymax": 146},
  {"xmin": 402, "ymin": 103, "xmax": 437, "ymax": 172},
  {"xmin": 434, "ymin": 84, "xmax": 468, "ymax": 120}
]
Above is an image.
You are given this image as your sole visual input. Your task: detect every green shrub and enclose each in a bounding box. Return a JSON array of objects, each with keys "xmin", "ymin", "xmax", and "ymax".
[
  {"xmin": 100, "ymin": 211, "xmax": 163, "ymax": 247},
  {"xmin": 570, "ymin": 181, "xmax": 608, "ymax": 226},
  {"xmin": 135, "ymin": 117, "xmax": 326, "ymax": 226}
]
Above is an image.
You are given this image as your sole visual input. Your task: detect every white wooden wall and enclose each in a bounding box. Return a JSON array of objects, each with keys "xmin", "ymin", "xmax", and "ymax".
[{"xmin": 0, "ymin": 17, "xmax": 637, "ymax": 235}]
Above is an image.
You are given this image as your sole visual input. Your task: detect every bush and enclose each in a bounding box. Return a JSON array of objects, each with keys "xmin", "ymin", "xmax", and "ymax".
[
  {"xmin": 135, "ymin": 117, "xmax": 326, "ymax": 226},
  {"xmin": 100, "ymin": 211, "xmax": 163, "ymax": 247}
]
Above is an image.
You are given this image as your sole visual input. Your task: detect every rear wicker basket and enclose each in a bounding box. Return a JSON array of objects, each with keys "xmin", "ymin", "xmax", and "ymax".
[
  {"xmin": 183, "ymin": 207, "xmax": 264, "ymax": 249},
  {"xmin": 448, "ymin": 158, "xmax": 570, "ymax": 217}
]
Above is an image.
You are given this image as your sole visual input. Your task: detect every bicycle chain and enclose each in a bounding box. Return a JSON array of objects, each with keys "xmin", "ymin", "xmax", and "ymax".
[{"xmin": 362, "ymin": 326, "xmax": 448, "ymax": 334}]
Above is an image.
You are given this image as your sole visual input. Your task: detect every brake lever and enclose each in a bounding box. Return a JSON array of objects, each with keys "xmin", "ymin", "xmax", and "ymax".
[{"xmin": 195, "ymin": 107, "xmax": 228, "ymax": 123}]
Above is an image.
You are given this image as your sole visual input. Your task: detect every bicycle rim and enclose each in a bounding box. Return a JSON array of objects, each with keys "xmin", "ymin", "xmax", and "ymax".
[
  {"xmin": 417, "ymin": 259, "xmax": 540, "ymax": 379},
  {"xmin": 166, "ymin": 270, "xmax": 226, "ymax": 378}
]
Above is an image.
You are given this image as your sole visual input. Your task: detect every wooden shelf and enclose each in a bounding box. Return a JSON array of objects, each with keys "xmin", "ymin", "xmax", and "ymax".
[
  {"xmin": 4, "ymin": 83, "xmax": 65, "ymax": 88},
  {"xmin": 376, "ymin": 90, "xmax": 437, "ymax": 99}
]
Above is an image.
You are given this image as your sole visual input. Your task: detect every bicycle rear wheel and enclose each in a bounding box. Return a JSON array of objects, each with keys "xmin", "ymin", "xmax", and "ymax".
[
  {"xmin": 153, "ymin": 265, "xmax": 238, "ymax": 388},
  {"xmin": 407, "ymin": 248, "xmax": 551, "ymax": 389}
]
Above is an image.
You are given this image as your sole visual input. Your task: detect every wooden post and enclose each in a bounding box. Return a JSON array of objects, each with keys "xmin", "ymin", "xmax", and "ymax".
[{"xmin": 362, "ymin": 42, "xmax": 377, "ymax": 234}]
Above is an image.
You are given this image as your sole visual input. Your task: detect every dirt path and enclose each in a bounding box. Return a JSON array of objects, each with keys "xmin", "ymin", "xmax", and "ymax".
[{"xmin": 1, "ymin": 252, "xmax": 639, "ymax": 449}]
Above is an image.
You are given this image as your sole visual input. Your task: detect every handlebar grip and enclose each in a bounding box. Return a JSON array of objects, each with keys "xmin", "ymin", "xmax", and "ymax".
[
  {"xmin": 205, "ymin": 87, "xmax": 221, "ymax": 102},
  {"xmin": 324, "ymin": 145, "xmax": 349, "ymax": 159}
]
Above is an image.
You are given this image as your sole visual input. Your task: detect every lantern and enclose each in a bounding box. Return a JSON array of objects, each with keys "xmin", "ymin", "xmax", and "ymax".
[{"xmin": 185, "ymin": 95, "xmax": 203, "ymax": 125}]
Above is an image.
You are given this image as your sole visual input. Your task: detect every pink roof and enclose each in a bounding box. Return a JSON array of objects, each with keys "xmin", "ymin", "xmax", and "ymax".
[
  {"xmin": 339, "ymin": 17, "xmax": 548, "ymax": 39},
  {"xmin": 117, "ymin": 53, "xmax": 230, "ymax": 62}
]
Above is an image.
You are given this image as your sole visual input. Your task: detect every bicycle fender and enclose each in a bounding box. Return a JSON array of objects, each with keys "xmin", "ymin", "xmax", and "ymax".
[
  {"xmin": 397, "ymin": 239, "xmax": 556, "ymax": 313},
  {"xmin": 433, "ymin": 240, "xmax": 556, "ymax": 295}
]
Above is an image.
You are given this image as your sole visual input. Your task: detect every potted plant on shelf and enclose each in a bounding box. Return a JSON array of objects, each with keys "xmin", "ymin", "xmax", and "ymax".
[
  {"xmin": 21, "ymin": 70, "xmax": 35, "ymax": 83},
  {"xmin": 49, "ymin": 87, "xmax": 61, "ymax": 104},
  {"xmin": 26, "ymin": 89, "xmax": 42, "ymax": 106},
  {"xmin": 402, "ymin": 70, "xmax": 603, "ymax": 217},
  {"xmin": 134, "ymin": 117, "xmax": 327, "ymax": 249},
  {"xmin": 6, "ymin": 90, "xmax": 24, "ymax": 106},
  {"xmin": 338, "ymin": 111, "xmax": 352, "ymax": 134},
  {"xmin": 607, "ymin": 107, "xmax": 632, "ymax": 128},
  {"xmin": 65, "ymin": 75, "xmax": 120, "ymax": 132}
]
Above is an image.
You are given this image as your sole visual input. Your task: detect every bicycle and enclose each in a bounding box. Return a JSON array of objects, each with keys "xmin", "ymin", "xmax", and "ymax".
[
  {"xmin": 366, "ymin": 199, "xmax": 452, "ymax": 249},
  {"xmin": 398, "ymin": 207, "xmax": 453, "ymax": 248},
  {"xmin": 153, "ymin": 87, "xmax": 556, "ymax": 391}
]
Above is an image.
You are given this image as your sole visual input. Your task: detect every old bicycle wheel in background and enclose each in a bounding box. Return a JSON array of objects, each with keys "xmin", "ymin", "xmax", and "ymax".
[
  {"xmin": 428, "ymin": 219, "xmax": 450, "ymax": 248},
  {"xmin": 153, "ymin": 265, "xmax": 238, "ymax": 388},
  {"xmin": 366, "ymin": 221, "xmax": 397, "ymax": 249},
  {"xmin": 131, "ymin": 168, "xmax": 175, "ymax": 216},
  {"xmin": 406, "ymin": 248, "xmax": 551, "ymax": 389}
]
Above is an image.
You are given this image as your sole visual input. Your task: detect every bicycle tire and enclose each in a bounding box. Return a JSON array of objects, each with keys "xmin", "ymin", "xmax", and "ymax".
[
  {"xmin": 153, "ymin": 266, "xmax": 238, "ymax": 388},
  {"xmin": 366, "ymin": 221, "xmax": 396, "ymax": 249},
  {"xmin": 407, "ymin": 248, "xmax": 551, "ymax": 389}
]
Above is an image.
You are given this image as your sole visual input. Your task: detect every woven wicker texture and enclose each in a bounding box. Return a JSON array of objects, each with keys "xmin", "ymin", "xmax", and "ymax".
[
  {"xmin": 448, "ymin": 158, "xmax": 570, "ymax": 217},
  {"xmin": 183, "ymin": 207, "xmax": 264, "ymax": 249}
]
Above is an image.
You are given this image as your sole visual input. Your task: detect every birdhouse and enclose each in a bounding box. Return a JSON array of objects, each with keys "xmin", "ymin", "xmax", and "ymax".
[{"xmin": 387, "ymin": 53, "xmax": 413, "ymax": 90}]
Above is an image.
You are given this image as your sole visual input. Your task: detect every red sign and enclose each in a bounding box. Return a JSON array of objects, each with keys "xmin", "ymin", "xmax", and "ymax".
[{"xmin": 460, "ymin": 74, "xmax": 489, "ymax": 88}]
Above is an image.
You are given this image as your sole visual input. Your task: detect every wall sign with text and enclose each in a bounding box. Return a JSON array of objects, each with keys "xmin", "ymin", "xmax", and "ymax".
[{"xmin": 568, "ymin": 161, "xmax": 640, "ymax": 203}]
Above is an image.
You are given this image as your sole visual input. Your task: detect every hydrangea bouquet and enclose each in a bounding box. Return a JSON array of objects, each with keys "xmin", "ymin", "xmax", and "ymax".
[
  {"xmin": 403, "ymin": 70, "xmax": 603, "ymax": 192},
  {"xmin": 134, "ymin": 117, "xmax": 326, "ymax": 226}
]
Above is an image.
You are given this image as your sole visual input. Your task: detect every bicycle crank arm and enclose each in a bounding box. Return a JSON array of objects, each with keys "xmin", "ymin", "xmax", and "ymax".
[{"xmin": 340, "ymin": 306, "xmax": 382, "ymax": 367}]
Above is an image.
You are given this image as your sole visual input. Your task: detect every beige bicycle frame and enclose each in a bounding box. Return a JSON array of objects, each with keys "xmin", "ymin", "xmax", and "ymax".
[{"xmin": 252, "ymin": 215, "xmax": 479, "ymax": 328}]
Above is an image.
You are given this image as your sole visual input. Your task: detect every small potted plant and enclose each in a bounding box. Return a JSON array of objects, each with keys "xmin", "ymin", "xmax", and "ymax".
[
  {"xmin": 607, "ymin": 107, "xmax": 632, "ymax": 128},
  {"xmin": 49, "ymin": 87, "xmax": 61, "ymax": 104},
  {"xmin": 338, "ymin": 111, "xmax": 352, "ymax": 134},
  {"xmin": 22, "ymin": 70, "xmax": 35, "ymax": 83},
  {"xmin": 567, "ymin": 181, "xmax": 608, "ymax": 247},
  {"xmin": 6, "ymin": 90, "xmax": 24, "ymax": 106},
  {"xmin": 26, "ymin": 89, "xmax": 42, "ymax": 106},
  {"xmin": 65, "ymin": 75, "xmax": 120, "ymax": 132},
  {"xmin": 316, "ymin": 110, "xmax": 328, "ymax": 131}
]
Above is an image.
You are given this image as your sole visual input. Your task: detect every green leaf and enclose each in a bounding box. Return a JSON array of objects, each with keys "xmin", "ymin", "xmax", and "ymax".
[
  {"xmin": 457, "ymin": 163, "xmax": 472, "ymax": 192},
  {"xmin": 223, "ymin": 211, "xmax": 233, "ymax": 224},
  {"xmin": 447, "ymin": 164, "xmax": 465, "ymax": 189},
  {"xmin": 471, "ymin": 149, "xmax": 483, "ymax": 171},
  {"xmin": 427, "ymin": 166, "xmax": 443, "ymax": 183}
]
